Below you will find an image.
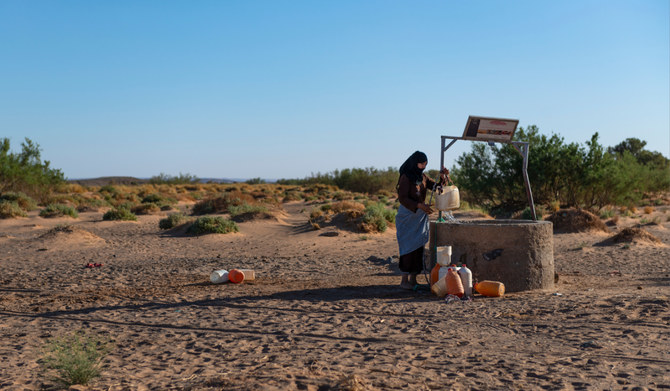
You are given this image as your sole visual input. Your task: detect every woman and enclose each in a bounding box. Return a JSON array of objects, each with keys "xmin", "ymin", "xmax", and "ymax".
[{"xmin": 395, "ymin": 151, "xmax": 449, "ymax": 290}]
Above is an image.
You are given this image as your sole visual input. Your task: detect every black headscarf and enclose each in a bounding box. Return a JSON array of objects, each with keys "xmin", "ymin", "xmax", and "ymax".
[{"xmin": 397, "ymin": 150, "xmax": 428, "ymax": 188}]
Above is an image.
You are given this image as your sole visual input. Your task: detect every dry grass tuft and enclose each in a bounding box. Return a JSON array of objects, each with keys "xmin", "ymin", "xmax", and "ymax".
[
  {"xmin": 610, "ymin": 227, "xmax": 662, "ymax": 244},
  {"xmin": 546, "ymin": 209, "xmax": 610, "ymax": 233}
]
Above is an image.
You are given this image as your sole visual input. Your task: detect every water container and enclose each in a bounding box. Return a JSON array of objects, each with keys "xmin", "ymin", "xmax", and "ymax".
[
  {"xmin": 228, "ymin": 269, "xmax": 245, "ymax": 284},
  {"xmin": 439, "ymin": 264, "xmax": 459, "ymax": 282},
  {"xmin": 430, "ymin": 264, "xmax": 441, "ymax": 286},
  {"xmin": 475, "ymin": 280, "xmax": 505, "ymax": 297},
  {"xmin": 435, "ymin": 185, "xmax": 460, "ymax": 211},
  {"xmin": 458, "ymin": 264, "xmax": 473, "ymax": 297},
  {"xmin": 446, "ymin": 267, "xmax": 464, "ymax": 298},
  {"xmin": 431, "ymin": 275, "xmax": 448, "ymax": 297},
  {"xmin": 239, "ymin": 269, "xmax": 256, "ymax": 281},
  {"xmin": 210, "ymin": 269, "xmax": 229, "ymax": 284},
  {"xmin": 436, "ymin": 246, "xmax": 452, "ymax": 266}
]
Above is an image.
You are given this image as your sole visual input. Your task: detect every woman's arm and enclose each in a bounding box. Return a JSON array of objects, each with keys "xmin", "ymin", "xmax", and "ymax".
[{"xmin": 397, "ymin": 175, "xmax": 419, "ymax": 212}]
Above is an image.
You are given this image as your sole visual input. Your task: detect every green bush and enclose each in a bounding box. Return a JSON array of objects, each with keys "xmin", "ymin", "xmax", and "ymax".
[
  {"xmin": 228, "ymin": 203, "xmax": 268, "ymax": 217},
  {"xmin": 362, "ymin": 202, "xmax": 397, "ymax": 232},
  {"xmin": 102, "ymin": 208, "xmax": 137, "ymax": 221},
  {"xmin": 0, "ymin": 200, "xmax": 27, "ymax": 218},
  {"xmin": 158, "ymin": 213, "xmax": 191, "ymax": 230},
  {"xmin": 40, "ymin": 330, "xmax": 113, "ymax": 387},
  {"xmin": 192, "ymin": 192, "xmax": 254, "ymax": 215},
  {"xmin": 40, "ymin": 204, "xmax": 79, "ymax": 218},
  {"xmin": 141, "ymin": 194, "xmax": 163, "ymax": 204},
  {"xmin": 187, "ymin": 216, "xmax": 238, "ymax": 235},
  {"xmin": 519, "ymin": 206, "xmax": 544, "ymax": 220},
  {"xmin": 452, "ymin": 127, "xmax": 670, "ymax": 212},
  {"xmin": 599, "ymin": 207, "xmax": 615, "ymax": 219},
  {"xmin": 0, "ymin": 191, "xmax": 37, "ymax": 211},
  {"xmin": 0, "ymin": 138, "xmax": 65, "ymax": 203}
]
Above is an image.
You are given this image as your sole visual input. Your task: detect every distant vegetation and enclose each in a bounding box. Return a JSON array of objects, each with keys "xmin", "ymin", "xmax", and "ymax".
[
  {"xmin": 452, "ymin": 126, "xmax": 669, "ymax": 215},
  {"xmin": 149, "ymin": 172, "xmax": 200, "ymax": 185},
  {"xmin": 1, "ymin": 133, "xmax": 667, "ymax": 225},
  {"xmin": 278, "ymin": 167, "xmax": 399, "ymax": 194}
]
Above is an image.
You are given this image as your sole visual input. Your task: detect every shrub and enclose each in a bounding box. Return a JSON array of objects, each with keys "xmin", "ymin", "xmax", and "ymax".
[
  {"xmin": 643, "ymin": 206, "xmax": 654, "ymax": 214},
  {"xmin": 282, "ymin": 191, "xmax": 303, "ymax": 202},
  {"xmin": 0, "ymin": 192, "xmax": 37, "ymax": 211},
  {"xmin": 158, "ymin": 213, "xmax": 191, "ymax": 229},
  {"xmin": 0, "ymin": 138, "xmax": 65, "ymax": 203},
  {"xmin": 228, "ymin": 203, "xmax": 268, "ymax": 217},
  {"xmin": 98, "ymin": 185, "xmax": 117, "ymax": 194},
  {"xmin": 141, "ymin": 194, "xmax": 163, "ymax": 204},
  {"xmin": 599, "ymin": 207, "xmax": 615, "ymax": 219},
  {"xmin": 102, "ymin": 208, "xmax": 137, "ymax": 221},
  {"xmin": 361, "ymin": 202, "xmax": 397, "ymax": 233},
  {"xmin": 40, "ymin": 330, "xmax": 113, "ymax": 387},
  {"xmin": 187, "ymin": 216, "xmax": 238, "ymax": 235},
  {"xmin": 130, "ymin": 203, "xmax": 160, "ymax": 215},
  {"xmin": 519, "ymin": 206, "xmax": 545, "ymax": 220},
  {"xmin": 192, "ymin": 192, "xmax": 255, "ymax": 215},
  {"xmin": 0, "ymin": 200, "xmax": 27, "ymax": 218},
  {"xmin": 40, "ymin": 204, "xmax": 79, "ymax": 218}
]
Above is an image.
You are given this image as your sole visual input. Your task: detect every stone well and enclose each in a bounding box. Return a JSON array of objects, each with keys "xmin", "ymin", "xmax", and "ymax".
[{"xmin": 428, "ymin": 220, "xmax": 554, "ymax": 292}]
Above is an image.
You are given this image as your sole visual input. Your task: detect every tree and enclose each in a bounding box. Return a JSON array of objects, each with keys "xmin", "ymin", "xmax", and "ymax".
[{"xmin": 0, "ymin": 137, "xmax": 65, "ymax": 202}]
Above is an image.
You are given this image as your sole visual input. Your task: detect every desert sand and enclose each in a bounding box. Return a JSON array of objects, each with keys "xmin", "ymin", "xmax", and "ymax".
[{"xmin": 1, "ymin": 201, "xmax": 669, "ymax": 390}]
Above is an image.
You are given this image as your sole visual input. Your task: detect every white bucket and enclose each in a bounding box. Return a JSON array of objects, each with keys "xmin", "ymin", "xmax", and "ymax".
[
  {"xmin": 435, "ymin": 185, "xmax": 460, "ymax": 211},
  {"xmin": 436, "ymin": 246, "xmax": 452, "ymax": 266},
  {"xmin": 210, "ymin": 269, "xmax": 229, "ymax": 284}
]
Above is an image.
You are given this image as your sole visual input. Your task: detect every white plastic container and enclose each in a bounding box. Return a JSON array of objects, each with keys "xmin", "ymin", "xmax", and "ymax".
[
  {"xmin": 431, "ymin": 276, "xmax": 448, "ymax": 297},
  {"xmin": 239, "ymin": 269, "xmax": 256, "ymax": 281},
  {"xmin": 436, "ymin": 246, "xmax": 452, "ymax": 266},
  {"xmin": 210, "ymin": 269, "xmax": 229, "ymax": 284},
  {"xmin": 458, "ymin": 264, "xmax": 473, "ymax": 297},
  {"xmin": 435, "ymin": 185, "xmax": 460, "ymax": 211}
]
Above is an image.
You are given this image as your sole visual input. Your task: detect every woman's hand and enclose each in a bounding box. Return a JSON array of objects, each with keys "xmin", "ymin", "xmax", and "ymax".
[
  {"xmin": 418, "ymin": 203, "xmax": 433, "ymax": 214},
  {"xmin": 440, "ymin": 167, "xmax": 451, "ymax": 185}
]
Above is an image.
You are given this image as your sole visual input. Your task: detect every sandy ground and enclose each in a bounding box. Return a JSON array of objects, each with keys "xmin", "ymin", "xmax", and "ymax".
[{"xmin": 0, "ymin": 202, "xmax": 669, "ymax": 390}]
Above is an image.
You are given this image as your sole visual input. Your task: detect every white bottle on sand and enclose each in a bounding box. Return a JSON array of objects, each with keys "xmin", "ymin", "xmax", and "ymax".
[
  {"xmin": 210, "ymin": 269, "xmax": 229, "ymax": 284},
  {"xmin": 458, "ymin": 264, "xmax": 473, "ymax": 297}
]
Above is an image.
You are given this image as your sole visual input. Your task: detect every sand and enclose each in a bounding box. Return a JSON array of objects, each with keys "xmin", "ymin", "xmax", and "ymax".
[{"xmin": 1, "ymin": 202, "xmax": 669, "ymax": 390}]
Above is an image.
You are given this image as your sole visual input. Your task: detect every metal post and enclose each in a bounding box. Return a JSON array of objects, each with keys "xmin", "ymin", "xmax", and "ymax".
[{"xmin": 511, "ymin": 142, "xmax": 536, "ymax": 220}]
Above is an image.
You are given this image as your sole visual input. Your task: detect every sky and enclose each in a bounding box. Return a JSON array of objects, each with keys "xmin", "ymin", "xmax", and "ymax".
[{"xmin": 1, "ymin": 0, "xmax": 669, "ymax": 180}]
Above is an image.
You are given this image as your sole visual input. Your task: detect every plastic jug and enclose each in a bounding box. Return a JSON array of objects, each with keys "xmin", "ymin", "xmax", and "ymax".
[
  {"xmin": 436, "ymin": 246, "xmax": 452, "ymax": 266},
  {"xmin": 210, "ymin": 269, "xmax": 229, "ymax": 284},
  {"xmin": 430, "ymin": 264, "xmax": 441, "ymax": 286},
  {"xmin": 458, "ymin": 264, "xmax": 473, "ymax": 297},
  {"xmin": 435, "ymin": 185, "xmax": 460, "ymax": 211},
  {"xmin": 475, "ymin": 280, "xmax": 505, "ymax": 297},
  {"xmin": 446, "ymin": 267, "xmax": 464, "ymax": 298},
  {"xmin": 431, "ymin": 275, "xmax": 448, "ymax": 297},
  {"xmin": 228, "ymin": 269, "xmax": 245, "ymax": 284},
  {"xmin": 238, "ymin": 269, "xmax": 255, "ymax": 281}
]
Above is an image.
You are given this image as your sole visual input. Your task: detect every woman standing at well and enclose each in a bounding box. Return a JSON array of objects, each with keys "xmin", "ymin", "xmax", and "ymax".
[{"xmin": 396, "ymin": 151, "xmax": 449, "ymax": 289}]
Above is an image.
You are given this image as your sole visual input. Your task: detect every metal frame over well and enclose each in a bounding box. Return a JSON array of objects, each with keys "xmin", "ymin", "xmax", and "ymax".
[{"xmin": 439, "ymin": 135, "xmax": 537, "ymax": 221}]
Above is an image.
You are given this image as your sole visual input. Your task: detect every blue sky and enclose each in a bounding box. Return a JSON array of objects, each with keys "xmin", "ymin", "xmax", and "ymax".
[{"xmin": 1, "ymin": 0, "xmax": 668, "ymax": 180}]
